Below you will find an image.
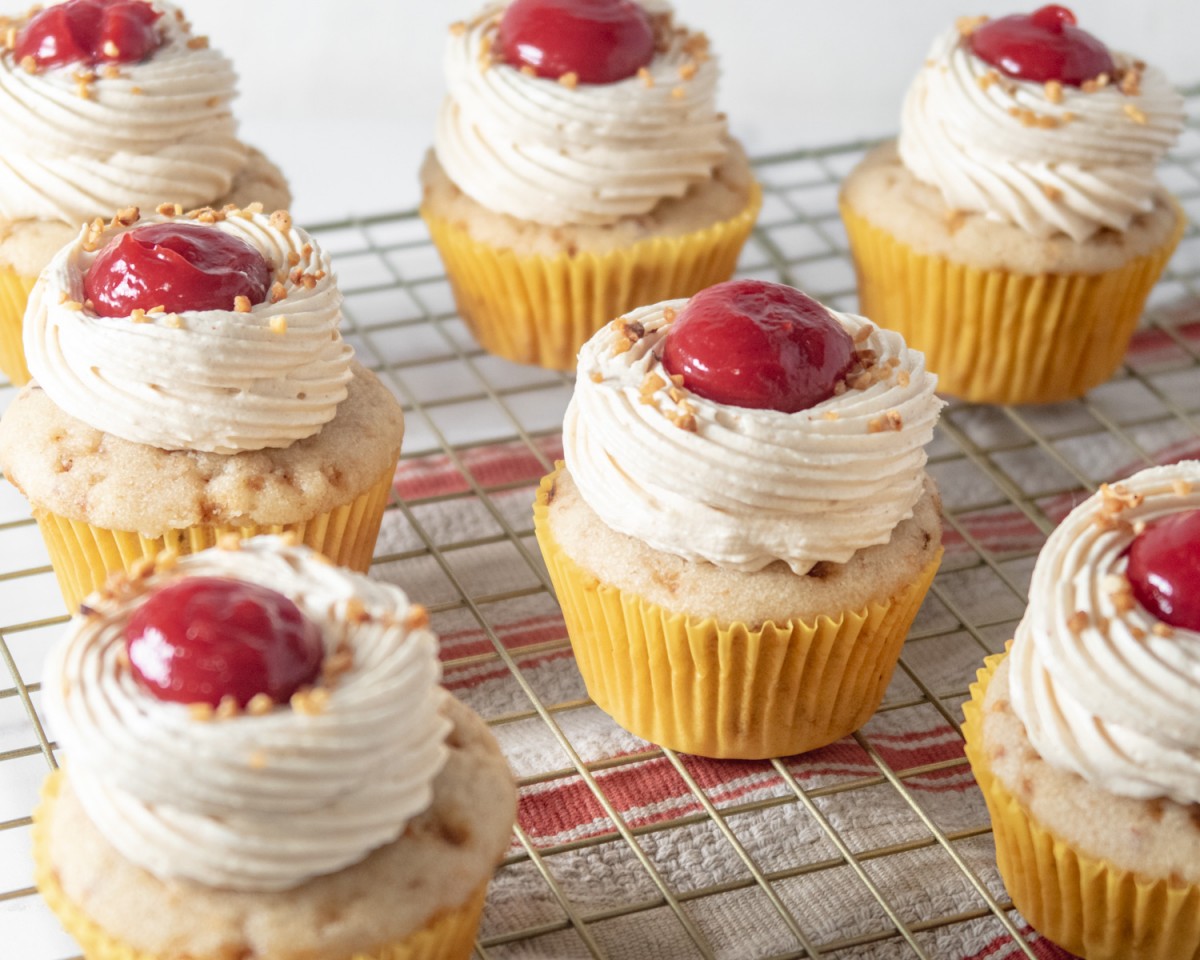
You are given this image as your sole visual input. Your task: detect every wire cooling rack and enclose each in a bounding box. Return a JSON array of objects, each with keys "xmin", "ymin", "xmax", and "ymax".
[{"xmin": 4, "ymin": 92, "xmax": 1200, "ymax": 960}]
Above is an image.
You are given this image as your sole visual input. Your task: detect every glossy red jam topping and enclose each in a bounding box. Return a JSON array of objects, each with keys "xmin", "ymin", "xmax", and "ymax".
[
  {"xmin": 84, "ymin": 223, "xmax": 272, "ymax": 318},
  {"xmin": 499, "ymin": 0, "xmax": 655, "ymax": 84},
  {"xmin": 1126, "ymin": 509, "xmax": 1200, "ymax": 632},
  {"xmin": 661, "ymin": 280, "xmax": 856, "ymax": 414},
  {"xmin": 15, "ymin": 0, "xmax": 162, "ymax": 69},
  {"xmin": 125, "ymin": 578, "xmax": 325, "ymax": 708},
  {"xmin": 969, "ymin": 6, "xmax": 1114, "ymax": 87}
]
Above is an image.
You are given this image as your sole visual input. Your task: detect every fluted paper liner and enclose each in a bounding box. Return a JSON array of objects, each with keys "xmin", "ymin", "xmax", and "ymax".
[
  {"xmin": 422, "ymin": 184, "xmax": 762, "ymax": 371},
  {"xmin": 0, "ymin": 265, "xmax": 37, "ymax": 385},
  {"xmin": 963, "ymin": 654, "xmax": 1200, "ymax": 960},
  {"xmin": 840, "ymin": 200, "xmax": 1186, "ymax": 405},
  {"xmin": 534, "ymin": 467, "xmax": 942, "ymax": 759},
  {"xmin": 35, "ymin": 469, "xmax": 396, "ymax": 612},
  {"xmin": 32, "ymin": 770, "xmax": 488, "ymax": 960}
]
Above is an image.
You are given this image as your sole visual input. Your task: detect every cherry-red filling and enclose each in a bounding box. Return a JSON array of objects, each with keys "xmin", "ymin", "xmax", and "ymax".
[
  {"xmin": 1126, "ymin": 508, "xmax": 1200, "ymax": 632},
  {"xmin": 498, "ymin": 0, "xmax": 655, "ymax": 84},
  {"xmin": 661, "ymin": 280, "xmax": 856, "ymax": 414},
  {"xmin": 15, "ymin": 0, "xmax": 162, "ymax": 69},
  {"xmin": 84, "ymin": 223, "xmax": 272, "ymax": 318},
  {"xmin": 125, "ymin": 577, "xmax": 325, "ymax": 708},
  {"xmin": 969, "ymin": 5, "xmax": 1114, "ymax": 87}
]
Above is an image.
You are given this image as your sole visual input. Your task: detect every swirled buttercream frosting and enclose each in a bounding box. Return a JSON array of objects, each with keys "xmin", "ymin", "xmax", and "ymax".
[
  {"xmin": 898, "ymin": 24, "xmax": 1184, "ymax": 241},
  {"xmin": 43, "ymin": 536, "xmax": 452, "ymax": 892},
  {"xmin": 1009, "ymin": 462, "xmax": 1200, "ymax": 805},
  {"xmin": 563, "ymin": 298, "xmax": 945, "ymax": 573},
  {"xmin": 0, "ymin": 0, "xmax": 248, "ymax": 224},
  {"xmin": 434, "ymin": 1, "xmax": 729, "ymax": 226},
  {"xmin": 24, "ymin": 207, "xmax": 354, "ymax": 454}
]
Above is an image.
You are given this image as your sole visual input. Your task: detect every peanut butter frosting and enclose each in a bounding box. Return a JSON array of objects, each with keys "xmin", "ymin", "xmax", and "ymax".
[
  {"xmin": 434, "ymin": 0, "xmax": 729, "ymax": 227},
  {"xmin": 898, "ymin": 23, "xmax": 1184, "ymax": 242},
  {"xmin": 43, "ymin": 536, "xmax": 452, "ymax": 892},
  {"xmin": 563, "ymin": 298, "xmax": 944, "ymax": 574},
  {"xmin": 1009, "ymin": 462, "xmax": 1200, "ymax": 805},
  {"xmin": 24, "ymin": 207, "xmax": 353, "ymax": 454},
  {"xmin": 0, "ymin": 0, "xmax": 248, "ymax": 225}
]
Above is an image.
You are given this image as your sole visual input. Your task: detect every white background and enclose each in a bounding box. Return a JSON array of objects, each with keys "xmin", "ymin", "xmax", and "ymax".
[{"xmin": 186, "ymin": 0, "xmax": 1200, "ymax": 224}]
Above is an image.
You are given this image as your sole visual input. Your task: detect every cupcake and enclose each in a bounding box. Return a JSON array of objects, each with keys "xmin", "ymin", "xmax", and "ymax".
[
  {"xmin": 0, "ymin": 205, "xmax": 403, "ymax": 610},
  {"xmin": 33, "ymin": 535, "xmax": 517, "ymax": 960},
  {"xmin": 533, "ymin": 279, "xmax": 945, "ymax": 759},
  {"xmin": 963, "ymin": 462, "xmax": 1200, "ymax": 959},
  {"xmin": 839, "ymin": 6, "xmax": 1186, "ymax": 405},
  {"xmin": 0, "ymin": 0, "xmax": 291, "ymax": 386},
  {"xmin": 421, "ymin": 0, "xmax": 761, "ymax": 371}
]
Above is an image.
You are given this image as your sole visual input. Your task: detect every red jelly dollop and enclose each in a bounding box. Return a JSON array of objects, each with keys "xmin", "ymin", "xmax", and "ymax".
[
  {"xmin": 125, "ymin": 578, "xmax": 325, "ymax": 708},
  {"xmin": 499, "ymin": 0, "xmax": 655, "ymax": 84},
  {"xmin": 661, "ymin": 280, "xmax": 856, "ymax": 414},
  {"xmin": 84, "ymin": 223, "xmax": 272, "ymax": 318},
  {"xmin": 969, "ymin": 6, "xmax": 1114, "ymax": 87},
  {"xmin": 1126, "ymin": 509, "xmax": 1200, "ymax": 632},
  {"xmin": 15, "ymin": 0, "xmax": 162, "ymax": 69}
]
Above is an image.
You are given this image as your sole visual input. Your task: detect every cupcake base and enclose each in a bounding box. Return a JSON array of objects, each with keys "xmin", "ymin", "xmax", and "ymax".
[
  {"xmin": 35, "ymin": 468, "xmax": 395, "ymax": 611},
  {"xmin": 534, "ymin": 464, "xmax": 943, "ymax": 759},
  {"xmin": 963, "ymin": 654, "xmax": 1200, "ymax": 960},
  {"xmin": 420, "ymin": 147, "xmax": 762, "ymax": 371},
  {"xmin": 33, "ymin": 697, "xmax": 516, "ymax": 960},
  {"xmin": 840, "ymin": 142, "xmax": 1185, "ymax": 405}
]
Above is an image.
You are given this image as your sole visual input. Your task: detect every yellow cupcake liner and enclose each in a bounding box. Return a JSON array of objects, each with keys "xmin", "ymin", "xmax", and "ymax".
[
  {"xmin": 533, "ymin": 465, "xmax": 942, "ymax": 759},
  {"xmin": 840, "ymin": 200, "xmax": 1186, "ymax": 405},
  {"xmin": 32, "ymin": 770, "xmax": 488, "ymax": 960},
  {"xmin": 963, "ymin": 654, "xmax": 1200, "ymax": 960},
  {"xmin": 421, "ymin": 183, "xmax": 762, "ymax": 371},
  {"xmin": 0, "ymin": 265, "xmax": 37, "ymax": 386},
  {"xmin": 35, "ymin": 469, "xmax": 396, "ymax": 612}
]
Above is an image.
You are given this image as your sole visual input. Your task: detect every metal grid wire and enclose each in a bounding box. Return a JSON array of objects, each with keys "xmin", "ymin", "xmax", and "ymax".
[{"xmin": 3, "ymin": 89, "xmax": 1200, "ymax": 959}]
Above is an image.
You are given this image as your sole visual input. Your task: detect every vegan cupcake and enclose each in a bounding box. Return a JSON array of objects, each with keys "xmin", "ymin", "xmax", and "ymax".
[
  {"xmin": 0, "ymin": 0, "xmax": 290, "ymax": 386},
  {"xmin": 0, "ymin": 205, "xmax": 403, "ymax": 610},
  {"xmin": 421, "ymin": 0, "xmax": 761, "ymax": 370},
  {"xmin": 840, "ymin": 6, "xmax": 1186, "ymax": 405},
  {"xmin": 963, "ymin": 462, "xmax": 1200, "ymax": 960},
  {"xmin": 33, "ymin": 535, "xmax": 517, "ymax": 960},
  {"xmin": 534, "ymin": 279, "xmax": 945, "ymax": 759}
]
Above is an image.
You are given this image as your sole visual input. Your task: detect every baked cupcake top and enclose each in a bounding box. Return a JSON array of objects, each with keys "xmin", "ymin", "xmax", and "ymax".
[
  {"xmin": 23, "ymin": 204, "xmax": 353, "ymax": 454},
  {"xmin": 1009, "ymin": 461, "xmax": 1200, "ymax": 805},
  {"xmin": 434, "ymin": 0, "xmax": 728, "ymax": 227},
  {"xmin": 898, "ymin": 7, "xmax": 1185, "ymax": 242},
  {"xmin": 0, "ymin": 0, "xmax": 248, "ymax": 224},
  {"xmin": 563, "ymin": 280, "xmax": 944, "ymax": 574},
  {"xmin": 43, "ymin": 535, "xmax": 451, "ymax": 892}
]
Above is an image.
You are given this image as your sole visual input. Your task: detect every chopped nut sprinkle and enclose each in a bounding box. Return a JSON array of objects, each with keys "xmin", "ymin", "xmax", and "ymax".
[
  {"xmin": 344, "ymin": 597, "xmax": 368, "ymax": 623},
  {"xmin": 678, "ymin": 60, "xmax": 697, "ymax": 81},
  {"xmin": 20, "ymin": 54, "xmax": 37, "ymax": 73},
  {"xmin": 269, "ymin": 281, "xmax": 287, "ymax": 303},
  {"xmin": 247, "ymin": 751, "xmax": 268, "ymax": 769},
  {"xmin": 639, "ymin": 372, "xmax": 666, "ymax": 405},
  {"xmin": 61, "ymin": 300, "xmax": 83, "ymax": 312},
  {"xmin": 404, "ymin": 604, "xmax": 429, "ymax": 630},
  {"xmin": 233, "ymin": 295, "xmax": 251, "ymax": 313},
  {"xmin": 162, "ymin": 314, "xmax": 183, "ymax": 329},
  {"xmin": 215, "ymin": 695, "xmax": 240, "ymax": 720},
  {"xmin": 1118, "ymin": 63, "xmax": 1143, "ymax": 96},
  {"xmin": 1173, "ymin": 479, "xmax": 1194, "ymax": 496},
  {"xmin": 822, "ymin": 410, "xmax": 839, "ymax": 421},
  {"xmin": 558, "ymin": 71, "xmax": 578, "ymax": 89},
  {"xmin": 322, "ymin": 647, "xmax": 354, "ymax": 682},
  {"xmin": 102, "ymin": 40, "xmax": 119, "ymax": 58},
  {"xmin": 4, "ymin": 27, "xmax": 15, "ymax": 50},
  {"xmin": 112, "ymin": 206, "xmax": 139, "ymax": 226},
  {"xmin": 977, "ymin": 69, "xmax": 1000, "ymax": 91},
  {"xmin": 290, "ymin": 687, "xmax": 331, "ymax": 716},
  {"xmin": 1152, "ymin": 623, "xmax": 1175, "ymax": 638},
  {"xmin": 662, "ymin": 306, "xmax": 677, "ymax": 323},
  {"xmin": 1041, "ymin": 183, "xmax": 1063, "ymax": 202},
  {"xmin": 1129, "ymin": 625, "xmax": 1147, "ymax": 641},
  {"xmin": 102, "ymin": 64, "xmax": 120, "ymax": 79},
  {"xmin": 637, "ymin": 66, "xmax": 654, "ymax": 88},
  {"xmin": 944, "ymin": 208, "xmax": 967, "ymax": 234},
  {"xmin": 1124, "ymin": 103, "xmax": 1147, "ymax": 125},
  {"xmin": 1081, "ymin": 72, "xmax": 1110, "ymax": 93},
  {"xmin": 156, "ymin": 202, "xmax": 182, "ymax": 217},
  {"xmin": 853, "ymin": 325, "xmax": 873, "ymax": 345},
  {"xmin": 130, "ymin": 85, "xmax": 143, "ymax": 95},
  {"xmin": 1067, "ymin": 610, "xmax": 1090, "ymax": 635},
  {"xmin": 670, "ymin": 85, "xmax": 686, "ymax": 100},
  {"xmin": 186, "ymin": 35, "xmax": 209, "ymax": 49},
  {"xmin": 270, "ymin": 209, "xmax": 292, "ymax": 232},
  {"xmin": 589, "ymin": 371, "xmax": 603, "ymax": 383},
  {"xmin": 269, "ymin": 316, "xmax": 288, "ymax": 335},
  {"xmin": 246, "ymin": 693, "xmax": 274, "ymax": 716},
  {"xmin": 449, "ymin": 20, "xmax": 466, "ymax": 35},
  {"xmin": 897, "ymin": 370, "xmax": 911, "ymax": 387},
  {"xmin": 1043, "ymin": 80, "xmax": 1064, "ymax": 104},
  {"xmin": 520, "ymin": 65, "xmax": 535, "ymax": 76},
  {"xmin": 955, "ymin": 15, "xmax": 988, "ymax": 36},
  {"xmin": 129, "ymin": 556, "xmax": 155, "ymax": 580},
  {"xmin": 245, "ymin": 201, "xmax": 265, "ymax": 215},
  {"xmin": 189, "ymin": 702, "xmax": 215, "ymax": 722},
  {"xmin": 131, "ymin": 308, "xmax": 148, "ymax": 323}
]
